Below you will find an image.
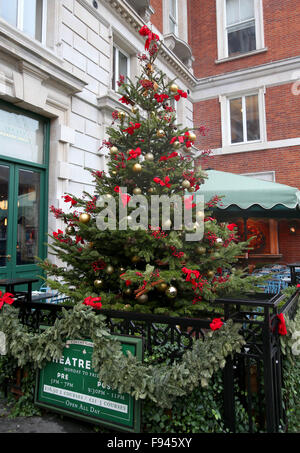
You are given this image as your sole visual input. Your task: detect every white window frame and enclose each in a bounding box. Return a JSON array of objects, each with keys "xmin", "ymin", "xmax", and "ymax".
[
  {"xmin": 0, "ymin": 0, "xmax": 47, "ymax": 44},
  {"xmin": 112, "ymin": 44, "xmax": 130, "ymax": 92},
  {"xmin": 241, "ymin": 171, "xmax": 276, "ymax": 182},
  {"xmin": 216, "ymin": 0, "xmax": 265, "ymax": 61},
  {"xmin": 168, "ymin": 0, "xmax": 178, "ymax": 36},
  {"xmin": 219, "ymin": 87, "xmax": 267, "ymax": 152}
]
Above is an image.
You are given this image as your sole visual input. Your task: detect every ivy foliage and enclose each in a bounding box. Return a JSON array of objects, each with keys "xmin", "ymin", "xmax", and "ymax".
[
  {"xmin": 280, "ymin": 302, "xmax": 300, "ymax": 432},
  {"xmin": 0, "ymin": 303, "xmax": 245, "ymax": 409}
]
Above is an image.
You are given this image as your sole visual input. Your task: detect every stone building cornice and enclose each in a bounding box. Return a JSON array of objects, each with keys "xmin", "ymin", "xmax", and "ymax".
[{"xmin": 96, "ymin": 0, "xmax": 198, "ymax": 88}]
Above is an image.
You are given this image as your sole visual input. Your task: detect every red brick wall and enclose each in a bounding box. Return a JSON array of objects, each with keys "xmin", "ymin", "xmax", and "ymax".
[
  {"xmin": 266, "ymin": 84, "xmax": 300, "ymax": 141},
  {"xmin": 194, "ymin": 98, "xmax": 222, "ymax": 150},
  {"xmin": 189, "ymin": 0, "xmax": 300, "ymax": 78},
  {"xmin": 202, "ymin": 146, "xmax": 300, "ymax": 189},
  {"xmin": 150, "ymin": 0, "xmax": 163, "ymax": 34}
]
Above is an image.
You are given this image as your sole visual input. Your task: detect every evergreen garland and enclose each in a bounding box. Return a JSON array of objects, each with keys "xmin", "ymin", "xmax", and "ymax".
[{"xmin": 0, "ymin": 303, "xmax": 245, "ymax": 408}]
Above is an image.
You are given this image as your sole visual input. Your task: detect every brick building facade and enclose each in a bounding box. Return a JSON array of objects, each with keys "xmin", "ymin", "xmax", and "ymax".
[{"xmin": 188, "ymin": 0, "xmax": 300, "ymax": 265}]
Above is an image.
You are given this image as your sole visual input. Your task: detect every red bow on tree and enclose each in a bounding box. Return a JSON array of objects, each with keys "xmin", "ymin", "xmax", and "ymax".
[
  {"xmin": 154, "ymin": 93, "xmax": 169, "ymax": 103},
  {"xmin": 139, "ymin": 25, "xmax": 159, "ymax": 50},
  {"xmin": 114, "ymin": 186, "xmax": 131, "ymax": 207},
  {"xmin": 174, "ymin": 89, "xmax": 188, "ymax": 101},
  {"xmin": 182, "ymin": 267, "xmax": 200, "ymax": 281},
  {"xmin": 83, "ymin": 296, "xmax": 102, "ymax": 310},
  {"xmin": 159, "ymin": 152, "xmax": 178, "ymax": 162},
  {"xmin": 184, "ymin": 194, "xmax": 196, "ymax": 211},
  {"xmin": 127, "ymin": 147, "xmax": 142, "ymax": 160},
  {"xmin": 153, "ymin": 176, "xmax": 171, "ymax": 188},
  {"xmin": 123, "ymin": 122, "xmax": 141, "ymax": 135},
  {"xmin": 63, "ymin": 195, "xmax": 77, "ymax": 206}
]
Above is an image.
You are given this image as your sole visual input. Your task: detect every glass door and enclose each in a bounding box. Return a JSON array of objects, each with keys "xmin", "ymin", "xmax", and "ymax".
[
  {"xmin": 0, "ymin": 163, "xmax": 14, "ymax": 280},
  {"xmin": 0, "ymin": 161, "xmax": 46, "ymax": 287}
]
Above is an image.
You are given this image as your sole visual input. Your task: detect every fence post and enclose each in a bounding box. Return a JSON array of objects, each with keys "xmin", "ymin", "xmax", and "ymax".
[
  {"xmin": 223, "ymin": 355, "xmax": 235, "ymax": 432},
  {"xmin": 262, "ymin": 306, "xmax": 280, "ymax": 433}
]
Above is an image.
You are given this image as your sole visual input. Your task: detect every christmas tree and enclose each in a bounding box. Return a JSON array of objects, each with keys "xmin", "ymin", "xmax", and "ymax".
[{"xmin": 41, "ymin": 26, "xmax": 259, "ymax": 317}]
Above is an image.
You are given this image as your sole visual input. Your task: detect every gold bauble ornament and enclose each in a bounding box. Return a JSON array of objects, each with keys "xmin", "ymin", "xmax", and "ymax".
[
  {"xmin": 144, "ymin": 152, "xmax": 154, "ymax": 162},
  {"xmin": 196, "ymin": 246, "xmax": 206, "ymax": 255},
  {"xmin": 118, "ymin": 111, "xmax": 126, "ymax": 121},
  {"xmin": 131, "ymin": 106, "xmax": 139, "ymax": 114},
  {"xmin": 157, "ymin": 282, "xmax": 168, "ymax": 293},
  {"xmin": 169, "ymin": 83, "xmax": 179, "ymax": 93},
  {"xmin": 65, "ymin": 225, "xmax": 75, "ymax": 235},
  {"xmin": 133, "ymin": 187, "xmax": 142, "ymax": 195},
  {"xmin": 132, "ymin": 163, "xmax": 142, "ymax": 173},
  {"xmin": 124, "ymin": 288, "xmax": 132, "ymax": 296},
  {"xmin": 110, "ymin": 145, "xmax": 119, "ymax": 155},
  {"xmin": 165, "ymin": 286, "xmax": 177, "ymax": 299},
  {"xmin": 148, "ymin": 187, "xmax": 156, "ymax": 194},
  {"xmin": 105, "ymin": 265, "xmax": 114, "ymax": 275},
  {"xmin": 188, "ymin": 131, "xmax": 197, "ymax": 142},
  {"xmin": 207, "ymin": 270, "xmax": 215, "ymax": 279},
  {"xmin": 173, "ymin": 141, "xmax": 181, "ymax": 149},
  {"xmin": 94, "ymin": 279, "xmax": 104, "ymax": 289},
  {"xmin": 182, "ymin": 179, "xmax": 191, "ymax": 189},
  {"xmin": 79, "ymin": 213, "xmax": 91, "ymax": 224},
  {"xmin": 156, "ymin": 129, "xmax": 165, "ymax": 138},
  {"xmin": 137, "ymin": 294, "xmax": 148, "ymax": 303}
]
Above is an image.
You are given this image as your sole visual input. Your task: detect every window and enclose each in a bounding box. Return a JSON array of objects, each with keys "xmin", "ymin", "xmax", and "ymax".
[
  {"xmin": 226, "ymin": 0, "xmax": 256, "ymax": 56},
  {"xmin": 229, "ymin": 93, "xmax": 260, "ymax": 144},
  {"xmin": 169, "ymin": 0, "xmax": 178, "ymax": 35},
  {"xmin": 216, "ymin": 0, "xmax": 265, "ymax": 61},
  {"xmin": 0, "ymin": 0, "xmax": 46, "ymax": 43},
  {"xmin": 112, "ymin": 45, "xmax": 130, "ymax": 92}
]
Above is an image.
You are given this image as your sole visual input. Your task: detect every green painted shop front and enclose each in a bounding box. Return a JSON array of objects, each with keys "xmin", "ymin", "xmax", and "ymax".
[{"xmin": 0, "ymin": 101, "xmax": 50, "ymax": 290}]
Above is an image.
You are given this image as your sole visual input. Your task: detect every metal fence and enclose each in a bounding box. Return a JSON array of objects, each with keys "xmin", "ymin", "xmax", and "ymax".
[{"xmin": 14, "ymin": 289, "xmax": 299, "ymax": 433}]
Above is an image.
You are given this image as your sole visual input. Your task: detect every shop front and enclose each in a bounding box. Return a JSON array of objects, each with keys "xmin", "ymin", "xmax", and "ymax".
[
  {"xmin": 197, "ymin": 170, "xmax": 300, "ymax": 266},
  {"xmin": 0, "ymin": 101, "xmax": 49, "ymax": 289}
]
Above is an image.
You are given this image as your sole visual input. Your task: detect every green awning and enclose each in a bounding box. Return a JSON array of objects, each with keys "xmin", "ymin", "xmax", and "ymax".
[{"xmin": 195, "ymin": 170, "xmax": 300, "ymax": 211}]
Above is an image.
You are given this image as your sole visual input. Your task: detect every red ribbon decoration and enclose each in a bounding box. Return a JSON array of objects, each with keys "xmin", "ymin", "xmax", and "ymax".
[
  {"xmin": 184, "ymin": 194, "xmax": 196, "ymax": 211},
  {"xmin": 127, "ymin": 147, "xmax": 142, "ymax": 160},
  {"xmin": 210, "ymin": 318, "xmax": 224, "ymax": 331},
  {"xmin": 123, "ymin": 122, "xmax": 141, "ymax": 135},
  {"xmin": 139, "ymin": 25, "xmax": 159, "ymax": 50},
  {"xmin": 174, "ymin": 89, "xmax": 188, "ymax": 101},
  {"xmin": 159, "ymin": 151, "xmax": 178, "ymax": 162},
  {"xmin": 83, "ymin": 297, "xmax": 102, "ymax": 310},
  {"xmin": 181, "ymin": 267, "xmax": 200, "ymax": 281},
  {"xmin": 0, "ymin": 291, "xmax": 15, "ymax": 310},
  {"xmin": 114, "ymin": 186, "xmax": 131, "ymax": 207},
  {"xmin": 277, "ymin": 313, "xmax": 287, "ymax": 336},
  {"xmin": 153, "ymin": 176, "xmax": 171, "ymax": 188}
]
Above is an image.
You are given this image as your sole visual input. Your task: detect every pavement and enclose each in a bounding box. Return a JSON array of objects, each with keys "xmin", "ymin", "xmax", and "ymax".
[{"xmin": 0, "ymin": 396, "xmax": 99, "ymax": 433}]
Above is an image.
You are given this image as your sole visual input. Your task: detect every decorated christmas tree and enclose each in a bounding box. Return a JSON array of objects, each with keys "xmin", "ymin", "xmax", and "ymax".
[{"xmin": 41, "ymin": 26, "xmax": 259, "ymax": 317}]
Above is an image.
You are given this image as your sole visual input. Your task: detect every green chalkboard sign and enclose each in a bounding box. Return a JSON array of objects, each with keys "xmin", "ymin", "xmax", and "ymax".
[{"xmin": 35, "ymin": 335, "xmax": 143, "ymax": 432}]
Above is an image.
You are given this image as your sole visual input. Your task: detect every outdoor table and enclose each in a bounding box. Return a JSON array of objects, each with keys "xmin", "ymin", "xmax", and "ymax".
[
  {"xmin": 0, "ymin": 278, "xmax": 39, "ymax": 302},
  {"xmin": 286, "ymin": 263, "xmax": 300, "ymax": 285}
]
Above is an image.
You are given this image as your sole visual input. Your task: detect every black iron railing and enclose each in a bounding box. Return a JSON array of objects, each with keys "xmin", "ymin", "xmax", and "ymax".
[{"xmin": 13, "ymin": 289, "xmax": 299, "ymax": 433}]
